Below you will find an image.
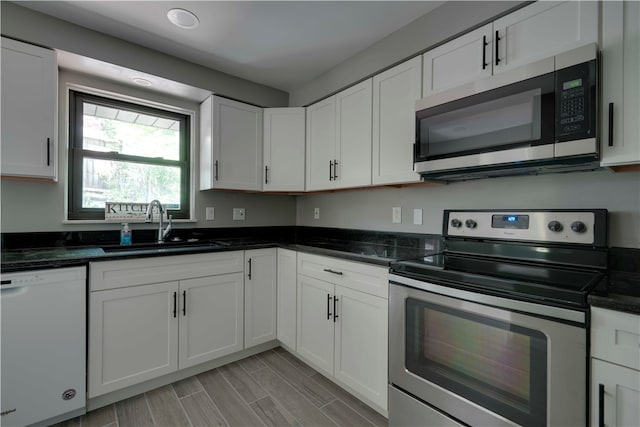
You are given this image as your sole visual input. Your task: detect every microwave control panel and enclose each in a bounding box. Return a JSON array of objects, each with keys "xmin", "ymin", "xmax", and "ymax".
[{"xmin": 555, "ymin": 60, "xmax": 596, "ymax": 141}]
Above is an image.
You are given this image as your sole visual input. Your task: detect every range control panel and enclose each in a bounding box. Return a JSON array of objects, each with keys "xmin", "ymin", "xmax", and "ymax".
[{"xmin": 445, "ymin": 210, "xmax": 607, "ymax": 245}]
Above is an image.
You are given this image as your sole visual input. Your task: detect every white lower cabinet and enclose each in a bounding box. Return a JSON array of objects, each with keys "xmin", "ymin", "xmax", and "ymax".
[
  {"xmin": 276, "ymin": 248, "xmax": 297, "ymax": 350},
  {"xmin": 88, "ymin": 252, "xmax": 245, "ymax": 397},
  {"xmin": 245, "ymin": 248, "xmax": 277, "ymax": 348},
  {"xmin": 296, "ymin": 253, "xmax": 388, "ymax": 413},
  {"xmin": 590, "ymin": 307, "xmax": 640, "ymax": 426}
]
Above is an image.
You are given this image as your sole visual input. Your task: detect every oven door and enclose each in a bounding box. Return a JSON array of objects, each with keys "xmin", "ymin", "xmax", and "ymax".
[
  {"xmin": 389, "ymin": 276, "xmax": 587, "ymax": 427},
  {"xmin": 414, "ymin": 67, "xmax": 555, "ymax": 175}
]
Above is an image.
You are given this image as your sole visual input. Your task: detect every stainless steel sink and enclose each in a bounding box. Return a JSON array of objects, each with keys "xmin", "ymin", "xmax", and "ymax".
[{"xmin": 101, "ymin": 242, "xmax": 226, "ymax": 255}]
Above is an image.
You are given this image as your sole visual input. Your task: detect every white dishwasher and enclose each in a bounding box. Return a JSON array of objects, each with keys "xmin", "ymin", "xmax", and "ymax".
[{"xmin": 1, "ymin": 266, "xmax": 86, "ymax": 426}]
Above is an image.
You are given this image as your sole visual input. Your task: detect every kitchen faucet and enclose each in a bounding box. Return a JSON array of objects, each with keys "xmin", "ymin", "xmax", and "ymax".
[{"xmin": 145, "ymin": 199, "xmax": 172, "ymax": 243}]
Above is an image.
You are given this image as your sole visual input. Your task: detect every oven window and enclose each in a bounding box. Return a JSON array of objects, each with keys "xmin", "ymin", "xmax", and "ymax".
[{"xmin": 406, "ymin": 298, "xmax": 547, "ymax": 426}]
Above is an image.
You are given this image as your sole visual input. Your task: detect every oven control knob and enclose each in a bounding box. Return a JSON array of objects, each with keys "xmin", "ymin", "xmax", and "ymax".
[
  {"xmin": 547, "ymin": 220, "xmax": 563, "ymax": 232},
  {"xmin": 571, "ymin": 221, "xmax": 587, "ymax": 233},
  {"xmin": 465, "ymin": 219, "xmax": 477, "ymax": 229},
  {"xmin": 450, "ymin": 218, "xmax": 462, "ymax": 228}
]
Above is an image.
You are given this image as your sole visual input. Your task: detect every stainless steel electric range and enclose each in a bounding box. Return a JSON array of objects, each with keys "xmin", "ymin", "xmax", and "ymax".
[{"xmin": 389, "ymin": 209, "xmax": 608, "ymax": 427}]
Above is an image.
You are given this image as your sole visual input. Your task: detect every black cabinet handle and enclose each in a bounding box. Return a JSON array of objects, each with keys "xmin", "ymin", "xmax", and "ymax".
[
  {"xmin": 323, "ymin": 268, "xmax": 343, "ymax": 276},
  {"xmin": 333, "ymin": 160, "xmax": 339, "ymax": 180},
  {"xmin": 215, "ymin": 160, "xmax": 219, "ymax": 181},
  {"xmin": 333, "ymin": 296, "xmax": 339, "ymax": 322},
  {"xmin": 173, "ymin": 292, "xmax": 177, "ymax": 318},
  {"xmin": 598, "ymin": 383, "xmax": 605, "ymax": 427},
  {"xmin": 182, "ymin": 290, "xmax": 186, "ymax": 316},
  {"xmin": 265, "ymin": 165, "xmax": 269, "ymax": 184},
  {"xmin": 1, "ymin": 280, "xmax": 12, "ymax": 285},
  {"xmin": 248, "ymin": 258, "xmax": 252, "ymax": 280},
  {"xmin": 46, "ymin": 138, "xmax": 51, "ymax": 166},
  {"xmin": 329, "ymin": 161, "xmax": 333, "ymax": 181},
  {"xmin": 495, "ymin": 30, "xmax": 501, "ymax": 66},
  {"xmin": 327, "ymin": 293, "xmax": 332, "ymax": 320},
  {"xmin": 608, "ymin": 102, "xmax": 614, "ymax": 147},
  {"xmin": 482, "ymin": 35, "xmax": 488, "ymax": 70}
]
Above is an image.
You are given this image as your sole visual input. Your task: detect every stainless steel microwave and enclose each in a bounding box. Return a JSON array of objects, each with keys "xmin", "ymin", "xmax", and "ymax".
[{"xmin": 414, "ymin": 44, "xmax": 599, "ymax": 181}]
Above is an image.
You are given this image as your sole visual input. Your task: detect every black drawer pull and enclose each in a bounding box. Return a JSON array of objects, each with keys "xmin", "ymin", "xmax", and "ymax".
[
  {"xmin": 323, "ymin": 268, "xmax": 343, "ymax": 276},
  {"xmin": 1, "ymin": 280, "xmax": 12, "ymax": 285}
]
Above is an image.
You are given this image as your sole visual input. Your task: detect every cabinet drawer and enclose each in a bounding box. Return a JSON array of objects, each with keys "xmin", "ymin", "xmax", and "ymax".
[
  {"xmin": 90, "ymin": 251, "xmax": 244, "ymax": 291},
  {"xmin": 297, "ymin": 252, "xmax": 388, "ymax": 298},
  {"xmin": 591, "ymin": 307, "xmax": 640, "ymax": 370}
]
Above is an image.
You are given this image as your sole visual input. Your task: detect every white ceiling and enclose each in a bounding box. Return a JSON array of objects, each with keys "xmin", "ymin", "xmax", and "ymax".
[{"xmin": 16, "ymin": 1, "xmax": 444, "ymax": 92}]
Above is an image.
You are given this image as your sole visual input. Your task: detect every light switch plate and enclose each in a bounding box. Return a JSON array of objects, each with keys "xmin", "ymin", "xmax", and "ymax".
[
  {"xmin": 205, "ymin": 207, "xmax": 215, "ymax": 221},
  {"xmin": 413, "ymin": 209, "xmax": 423, "ymax": 225},
  {"xmin": 392, "ymin": 207, "xmax": 402, "ymax": 224},
  {"xmin": 233, "ymin": 208, "xmax": 245, "ymax": 220},
  {"xmin": 314, "ymin": 207, "xmax": 320, "ymax": 219}
]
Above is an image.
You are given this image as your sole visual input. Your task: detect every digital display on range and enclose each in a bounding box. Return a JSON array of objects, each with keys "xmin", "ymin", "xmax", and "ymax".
[{"xmin": 492, "ymin": 214, "xmax": 530, "ymax": 229}]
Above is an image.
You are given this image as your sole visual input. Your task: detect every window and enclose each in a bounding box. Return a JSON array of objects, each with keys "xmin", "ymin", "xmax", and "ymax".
[{"xmin": 68, "ymin": 90, "xmax": 190, "ymax": 220}]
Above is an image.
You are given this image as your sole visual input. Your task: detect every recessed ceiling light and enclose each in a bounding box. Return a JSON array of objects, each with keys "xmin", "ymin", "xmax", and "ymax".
[
  {"xmin": 132, "ymin": 77, "xmax": 152, "ymax": 86},
  {"xmin": 167, "ymin": 8, "xmax": 199, "ymax": 29}
]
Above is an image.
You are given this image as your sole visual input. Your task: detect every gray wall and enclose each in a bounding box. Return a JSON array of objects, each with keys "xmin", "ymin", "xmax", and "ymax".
[
  {"xmin": 0, "ymin": 2, "xmax": 288, "ymax": 107},
  {"xmin": 296, "ymin": 170, "xmax": 640, "ymax": 248},
  {"xmin": 0, "ymin": 69, "xmax": 296, "ymax": 233},
  {"xmin": 289, "ymin": 1, "xmax": 525, "ymax": 106}
]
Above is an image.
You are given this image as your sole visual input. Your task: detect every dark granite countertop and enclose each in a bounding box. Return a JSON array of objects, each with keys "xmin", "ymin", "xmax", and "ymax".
[
  {"xmin": 589, "ymin": 271, "xmax": 640, "ymax": 315},
  {"xmin": 1, "ymin": 227, "xmax": 437, "ymax": 273}
]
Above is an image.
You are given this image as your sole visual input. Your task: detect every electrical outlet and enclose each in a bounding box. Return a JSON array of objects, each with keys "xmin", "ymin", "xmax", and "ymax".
[
  {"xmin": 392, "ymin": 207, "xmax": 402, "ymax": 224},
  {"xmin": 205, "ymin": 207, "xmax": 215, "ymax": 221},
  {"xmin": 232, "ymin": 208, "xmax": 245, "ymax": 220},
  {"xmin": 314, "ymin": 207, "xmax": 320, "ymax": 219},
  {"xmin": 413, "ymin": 209, "xmax": 423, "ymax": 225}
]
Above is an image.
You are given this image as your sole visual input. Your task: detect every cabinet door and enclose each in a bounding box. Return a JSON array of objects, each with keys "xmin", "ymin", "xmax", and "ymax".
[
  {"xmin": 422, "ymin": 23, "xmax": 493, "ymax": 97},
  {"xmin": 373, "ymin": 57, "xmax": 422, "ymax": 185},
  {"xmin": 1, "ymin": 37, "xmax": 57, "ymax": 180},
  {"xmin": 88, "ymin": 281, "xmax": 179, "ymax": 397},
  {"xmin": 493, "ymin": 1, "xmax": 598, "ymax": 74},
  {"xmin": 178, "ymin": 273, "xmax": 244, "ymax": 369},
  {"xmin": 206, "ymin": 96, "xmax": 263, "ymax": 191},
  {"xmin": 296, "ymin": 275, "xmax": 334, "ymax": 377},
  {"xmin": 306, "ymin": 96, "xmax": 336, "ymax": 191},
  {"xmin": 264, "ymin": 108, "xmax": 306, "ymax": 191},
  {"xmin": 335, "ymin": 78, "xmax": 372, "ymax": 189},
  {"xmin": 277, "ymin": 248, "xmax": 297, "ymax": 350},
  {"xmin": 591, "ymin": 359, "xmax": 640, "ymax": 427},
  {"xmin": 334, "ymin": 286, "xmax": 388, "ymax": 411},
  {"xmin": 245, "ymin": 248, "xmax": 277, "ymax": 348},
  {"xmin": 600, "ymin": 0, "xmax": 640, "ymax": 167}
]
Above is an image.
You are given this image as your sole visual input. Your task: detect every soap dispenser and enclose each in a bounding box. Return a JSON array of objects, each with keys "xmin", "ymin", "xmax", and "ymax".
[{"xmin": 120, "ymin": 223, "xmax": 132, "ymax": 245}]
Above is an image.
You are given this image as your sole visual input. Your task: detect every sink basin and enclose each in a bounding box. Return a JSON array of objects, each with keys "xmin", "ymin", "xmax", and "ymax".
[{"xmin": 102, "ymin": 242, "xmax": 225, "ymax": 254}]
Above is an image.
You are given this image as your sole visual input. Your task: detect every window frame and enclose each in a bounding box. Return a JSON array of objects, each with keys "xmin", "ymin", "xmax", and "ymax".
[{"xmin": 68, "ymin": 90, "xmax": 191, "ymax": 220}]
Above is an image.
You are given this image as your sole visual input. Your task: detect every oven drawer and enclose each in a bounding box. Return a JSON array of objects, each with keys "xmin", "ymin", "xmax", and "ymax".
[
  {"xmin": 297, "ymin": 252, "xmax": 388, "ymax": 298},
  {"xmin": 591, "ymin": 307, "xmax": 640, "ymax": 370},
  {"xmin": 389, "ymin": 385, "xmax": 463, "ymax": 427}
]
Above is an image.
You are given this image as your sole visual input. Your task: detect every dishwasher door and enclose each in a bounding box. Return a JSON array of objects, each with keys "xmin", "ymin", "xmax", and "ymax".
[{"xmin": 1, "ymin": 267, "xmax": 86, "ymax": 426}]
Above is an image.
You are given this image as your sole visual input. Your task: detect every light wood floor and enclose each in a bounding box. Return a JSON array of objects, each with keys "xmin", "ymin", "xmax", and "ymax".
[{"xmin": 53, "ymin": 347, "xmax": 388, "ymax": 427}]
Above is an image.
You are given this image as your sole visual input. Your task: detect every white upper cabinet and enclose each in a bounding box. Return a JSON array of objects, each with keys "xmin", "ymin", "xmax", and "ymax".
[
  {"xmin": 200, "ymin": 95, "xmax": 263, "ymax": 191},
  {"xmin": 373, "ymin": 57, "xmax": 422, "ymax": 185},
  {"xmin": 600, "ymin": 0, "xmax": 640, "ymax": 167},
  {"xmin": 306, "ymin": 79, "xmax": 372, "ymax": 191},
  {"xmin": 421, "ymin": 2, "xmax": 598, "ymax": 97},
  {"xmin": 334, "ymin": 78, "xmax": 373, "ymax": 189},
  {"xmin": 263, "ymin": 108, "xmax": 305, "ymax": 191},
  {"xmin": 422, "ymin": 24, "xmax": 493, "ymax": 97},
  {"xmin": 1, "ymin": 37, "xmax": 57, "ymax": 181},
  {"xmin": 306, "ymin": 96, "xmax": 336, "ymax": 191},
  {"xmin": 493, "ymin": 1, "xmax": 598, "ymax": 74}
]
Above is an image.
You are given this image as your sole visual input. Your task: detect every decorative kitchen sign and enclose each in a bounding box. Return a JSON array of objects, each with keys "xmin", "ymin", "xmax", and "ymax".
[{"xmin": 104, "ymin": 202, "xmax": 168, "ymax": 222}]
